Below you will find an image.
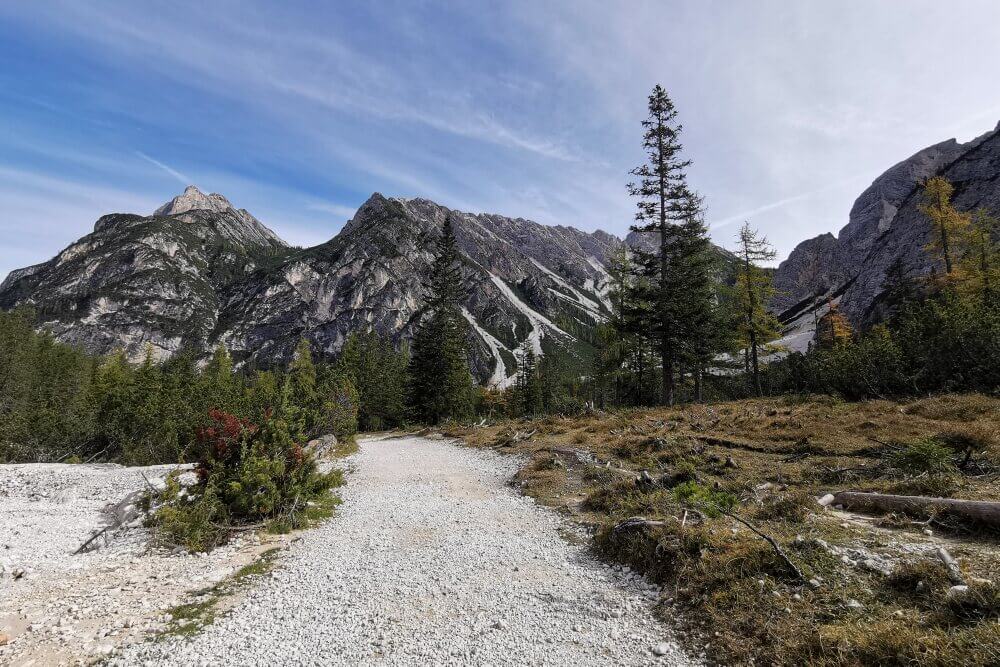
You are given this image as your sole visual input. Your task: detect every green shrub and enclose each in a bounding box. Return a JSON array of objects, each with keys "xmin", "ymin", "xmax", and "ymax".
[
  {"xmin": 672, "ymin": 480, "xmax": 738, "ymax": 516},
  {"xmin": 889, "ymin": 439, "xmax": 957, "ymax": 475},
  {"xmin": 153, "ymin": 475, "xmax": 227, "ymax": 551},
  {"xmin": 150, "ymin": 409, "xmax": 340, "ymax": 552}
]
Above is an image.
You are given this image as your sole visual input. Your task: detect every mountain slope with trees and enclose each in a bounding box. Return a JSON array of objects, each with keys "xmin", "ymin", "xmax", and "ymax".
[
  {"xmin": 0, "ymin": 188, "xmax": 632, "ymax": 385},
  {"xmin": 772, "ymin": 121, "xmax": 1000, "ymax": 332}
]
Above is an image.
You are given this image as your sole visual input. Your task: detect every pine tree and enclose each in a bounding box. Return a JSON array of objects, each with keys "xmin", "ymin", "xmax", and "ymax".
[
  {"xmin": 201, "ymin": 344, "xmax": 237, "ymax": 415},
  {"xmin": 335, "ymin": 330, "xmax": 408, "ymax": 431},
  {"xmin": 283, "ymin": 338, "xmax": 319, "ymax": 438},
  {"xmin": 514, "ymin": 340, "xmax": 542, "ymax": 416},
  {"xmin": 920, "ymin": 176, "xmax": 970, "ymax": 276},
  {"xmin": 592, "ymin": 247, "xmax": 634, "ymax": 407},
  {"xmin": 880, "ymin": 255, "xmax": 922, "ymax": 315},
  {"xmin": 407, "ymin": 215, "xmax": 473, "ymax": 424},
  {"xmin": 627, "ymin": 85, "xmax": 704, "ymax": 405},
  {"xmin": 668, "ymin": 212, "xmax": 723, "ymax": 402},
  {"xmin": 814, "ymin": 301, "xmax": 853, "ymax": 349},
  {"xmin": 962, "ymin": 207, "xmax": 999, "ymax": 306},
  {"xmin": 734, "ymin": 222, "xmax": 781, "ymax": 396}
]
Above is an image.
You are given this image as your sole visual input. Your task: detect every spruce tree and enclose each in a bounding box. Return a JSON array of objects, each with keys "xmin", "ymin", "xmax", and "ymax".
[
  {"xmin": 514, "ymin": 340, "xmax": 542, "ymax": 416},
  {"xmin": 628, "ymin": 85, "xmax": 704, "ymax": 405},
  {"xmin": 283, "ymin": 338, "xmax": 319, "ymax": 438},
  {"xmin": 407, "ymin": 215, "xmax": 473, "ymax": 424},
  {"xmin": 592, "ymin": 248, "xmax": 631, "ymax": 407},
  {"xmin": 668, "ymin": 210, "xmax": 723, "ymax": 402},
  {"xmin": 335, "ymin": 330, "xmax": 408, "ymax": 431}
]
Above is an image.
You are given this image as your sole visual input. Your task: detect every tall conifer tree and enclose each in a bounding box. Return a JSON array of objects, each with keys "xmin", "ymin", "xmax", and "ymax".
[
  {"xmin": 628, "ymin": 85, "xmax": 705, "ymax": 405},
  {"xmin": 407, "ymin": 215, "xmax": 473, "ymax": 424},
  {"xmin": 671, "ymin": 212, "xmax": 726, "ymax": 401},
  {"xmin": 734, "ymin": 222, "xmax": 781, "ymax": 396}
]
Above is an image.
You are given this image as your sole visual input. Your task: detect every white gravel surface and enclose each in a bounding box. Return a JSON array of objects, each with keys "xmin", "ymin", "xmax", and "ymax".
[
  {"xmin": 114, "ymin": 436, "xmax": 696, "ymax": 666},
  {"xmin": 0, "ymin": 463, "xmax": 274, "ymax": 666}
]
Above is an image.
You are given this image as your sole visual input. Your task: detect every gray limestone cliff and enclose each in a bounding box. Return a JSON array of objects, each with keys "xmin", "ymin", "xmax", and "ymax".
[{"xmin": 772, "ymin": 122, "xmax": 1000, "ymax": 337}]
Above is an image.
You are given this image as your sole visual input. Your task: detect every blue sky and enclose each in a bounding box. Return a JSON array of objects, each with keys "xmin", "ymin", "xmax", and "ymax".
[{"xmin": 3, "ymin": 1, "xmax": 1000, "ymax": 280}]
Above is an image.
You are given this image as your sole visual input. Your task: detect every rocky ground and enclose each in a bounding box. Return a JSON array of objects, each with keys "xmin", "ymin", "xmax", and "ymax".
[
  {"xmin": 0, "ymin": 463, "xmax": 290, "ymax": 666},
  {"xmin": 112, "ymin": 435, "xmax": 697, "ymax": 666}
]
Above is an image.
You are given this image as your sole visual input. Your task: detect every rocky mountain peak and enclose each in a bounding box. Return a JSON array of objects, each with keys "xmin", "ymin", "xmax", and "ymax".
[
  {"xmin": 770, "ymin": 120, "xmax": 1000, "ymax": 353},
  {"xmin": 152, "ymin": 186, "xmax": 287, "ymax": 251},
  {"xmin": 154, "ymin": 185, "xmax": 235, "ymax": 216}
]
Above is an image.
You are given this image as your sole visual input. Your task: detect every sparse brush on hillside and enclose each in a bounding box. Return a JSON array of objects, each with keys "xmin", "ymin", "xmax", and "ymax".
[{"xmin": 455, "ymin": 395, "xmax": 1000, "ymax": 666}]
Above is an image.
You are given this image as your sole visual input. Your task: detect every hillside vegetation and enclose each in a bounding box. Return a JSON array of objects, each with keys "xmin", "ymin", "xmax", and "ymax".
[{"xmin": 452, "ymin": 394, "xmax": 1000, "ymax": 666}]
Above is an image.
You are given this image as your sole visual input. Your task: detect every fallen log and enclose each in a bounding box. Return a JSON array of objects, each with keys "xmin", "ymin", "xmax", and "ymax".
[
  {"xmin": 612, "ymin": 516, "xmax": 671, "ymax": 533},
  {"xmin": 830, "ymin": 491, "xmax": 1000, "ymax": 530},
  {"xmin": 691, "ymin": 435, "xmax": 773, "ymax": 454},
  {"xmin": 74, "ymin": 488, "xmax": 147, "ymax": 555}
]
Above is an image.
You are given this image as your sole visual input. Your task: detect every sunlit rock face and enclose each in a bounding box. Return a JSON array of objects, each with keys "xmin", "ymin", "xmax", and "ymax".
[{"xmin": 1, "ymin": 188, "xmax": 631, "ymax": 385}]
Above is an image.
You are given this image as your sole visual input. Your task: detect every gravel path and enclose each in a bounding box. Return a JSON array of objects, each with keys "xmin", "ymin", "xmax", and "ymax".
[{"xmin": 116, "ymin": 436, "xmax": 694, "ymax": 666}]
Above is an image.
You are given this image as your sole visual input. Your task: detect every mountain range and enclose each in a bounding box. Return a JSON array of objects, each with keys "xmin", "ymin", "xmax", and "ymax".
[
  {"xmin": 3, "ymin": 122, "xmax": 999, "ymax": 381},
  {"xmin": 1, "ymin": 186, "xmax": 623, "ymax": 386}
]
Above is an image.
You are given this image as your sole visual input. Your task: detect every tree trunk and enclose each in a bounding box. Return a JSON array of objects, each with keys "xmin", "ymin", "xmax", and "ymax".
[
  {"xmin": 662, "ymin": 334, "xmax": 674, "ymax": 406},
  {"xmin": 941, "ymin": 223, "xmax": 953, "ymax": 274},
  {"xmin": 656, "ymin": 110, "xmax": 672, "ymax": 408},
  {"xmin": 749, "ymin": 329, "xmax": 762, "ymax": 397},
  {"xmin": 636, "ymin": 343, "xmax": 645, "ymax": 406}
]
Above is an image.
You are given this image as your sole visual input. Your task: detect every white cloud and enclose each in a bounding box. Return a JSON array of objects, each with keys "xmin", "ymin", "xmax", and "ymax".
[
  {"xmin": 5, "ymin": 0, "xmax": 1000, "ymax": 267},
  {"xmin": 0, "ymin": 165, "xmax": 159, "ymax": 280}
]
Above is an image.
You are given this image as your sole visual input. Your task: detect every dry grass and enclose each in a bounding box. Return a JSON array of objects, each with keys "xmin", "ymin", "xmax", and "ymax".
[{"xmin": 453, "ymin": 394, "xmax": 1000, "ymax": 666}]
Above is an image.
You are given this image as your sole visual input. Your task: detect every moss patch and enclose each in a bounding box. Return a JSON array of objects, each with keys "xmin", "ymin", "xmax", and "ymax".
[{"xmin": 161, "ymin": 547, "xmax": 281, "ymax": 639}]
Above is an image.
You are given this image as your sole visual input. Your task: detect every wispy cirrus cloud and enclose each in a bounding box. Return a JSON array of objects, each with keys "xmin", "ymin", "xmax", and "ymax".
[
  {"xmin": 709, "ymin": 174, "xmax": 869, "ymax": 231},
  {"xmin": 306, "ymin": 201, "xmax": 360, "ymax": 219},
  {"xmin": 3, "ymin": 0, "xmax": 1000, "ymax": 273},
  {"xmin": 135, "ymin": 151, "xmax": 190, "ymax": 185}
]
